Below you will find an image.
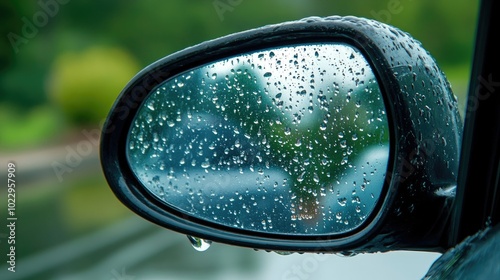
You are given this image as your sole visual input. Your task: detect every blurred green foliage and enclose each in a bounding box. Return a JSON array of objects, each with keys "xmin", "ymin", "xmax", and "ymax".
[
  {"xmin": 48, "ymin": 47, "xmax": 140, "ymax": 125},
  {"xmin": 0, "ymin": 0, "xmax": 478, "ymax": 150}
]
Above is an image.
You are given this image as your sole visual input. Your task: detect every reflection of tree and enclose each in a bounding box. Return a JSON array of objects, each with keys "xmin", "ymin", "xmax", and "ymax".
[{"xmin": 197, "ymin": 59, "xmax": 388, "ymax": 224}]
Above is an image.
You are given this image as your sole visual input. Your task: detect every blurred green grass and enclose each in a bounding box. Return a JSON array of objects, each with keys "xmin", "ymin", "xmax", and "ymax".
[{"xmin": 0, "ymin": 104, "xmax": 63, "ymax": 150}]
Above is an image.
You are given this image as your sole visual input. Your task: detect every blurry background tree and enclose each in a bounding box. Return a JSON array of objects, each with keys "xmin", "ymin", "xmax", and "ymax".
[{"xmin": 48, "ymin": 47, "xmax": 140, "ymax": 125}]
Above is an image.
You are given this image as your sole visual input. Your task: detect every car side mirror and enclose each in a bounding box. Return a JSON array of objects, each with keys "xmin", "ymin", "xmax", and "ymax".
[{"xmin": 101, "ymin": 16, "xmax": 462, "ymax": 254}]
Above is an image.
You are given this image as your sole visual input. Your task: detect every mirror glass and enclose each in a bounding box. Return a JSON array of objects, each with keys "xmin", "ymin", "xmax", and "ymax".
[{"xmin": 126, "ymin": 43, "xmax": 390, "ymax": 235}]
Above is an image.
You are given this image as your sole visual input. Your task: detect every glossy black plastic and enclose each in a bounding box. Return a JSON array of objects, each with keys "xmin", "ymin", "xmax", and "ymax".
[
  {"xmin": 101, "ymin": 16, "xmax": 462, "ymax": 253},
  {"xmin": 450, "ymin": 0, "xmax": 500, "ymax": 246}
]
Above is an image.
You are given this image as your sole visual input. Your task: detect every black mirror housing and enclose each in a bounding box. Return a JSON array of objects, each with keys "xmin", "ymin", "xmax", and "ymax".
[{"xmin": 100, "ymin": 16, "xmax": 462, "ymax": 254}]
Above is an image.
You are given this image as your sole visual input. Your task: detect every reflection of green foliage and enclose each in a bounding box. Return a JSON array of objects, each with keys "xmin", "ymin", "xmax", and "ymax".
[
  {"xmin": 48, "ymin": 47, "xmax": 140, "ymax": 125},
  {"xmin": 134, "ymin": 47, "xmax": 390, "ymax": 224},
  {"xmin": 139, "ymin": 50, "xmax": 389, "ymax": 219},
  {"xmin": 213, "ymin": 66, "xmax": 388, "ymax": 212}
]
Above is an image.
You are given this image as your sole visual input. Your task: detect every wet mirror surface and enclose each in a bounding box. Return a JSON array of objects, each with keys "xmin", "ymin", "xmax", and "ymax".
[{"xmin": 127, "ymin": 43, "xmax": 390, "ymax": 235}]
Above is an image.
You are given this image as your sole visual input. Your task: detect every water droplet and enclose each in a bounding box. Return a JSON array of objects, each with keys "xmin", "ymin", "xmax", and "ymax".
[
  {"xmin": 337, "ymin": 198, "xmax": 347, "ymax": 207},
  {"xmin": 441, "ymin": 137, "xmax": 447, "ymax": 146},
  {"xmin": 152, "ymin": 132, "xmax": 159, "ymax": 142},
  {"xmin": 335, "ymin": 251, "xmax": 357, "ymax": 257},
  {"xmin": 211, "ymin": 73, "xmax": 217, "ymax": 80},
  {"xmin": 152, "ymin": 175, "xmax": 160, "ymax": 184},
  {"xmin": 274, "ymin": 251, "xmax": 294, "ymax": 256},
  {"xmin": 341, "ymin": 156, "xmax": 348, "ymax": 165},
  {"xmin": 187, "ymin": 235, "xmax": 212, "ymax": 252},
  {"xmin": 340, "ymin": 140, "xmax": 347, "ymax": 148},
  {"xmin": 201, "ymin": 161, "xmax": 210, "ymax": 169},
  {"xmin": 284, "ymin": 127, "xmax": 291, "ymax": 135},
  {"xmin": 295, "ymin": 138, "xmax": 302, "ymax": 147},
  {"xmin": 264, "ymin": 72, "xmax": 272, "ymax": 77},
  {"xmin": 146, "ymin": 114, "xmax": 153, "ymax": 123},
  {"xmin": 313, "ymin": 173, "xmax": 320, "ymax": 183},
  {"xmin": 297, "ymin": 171, "xmax": 306, "ymax": 182}
]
